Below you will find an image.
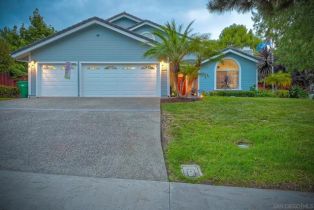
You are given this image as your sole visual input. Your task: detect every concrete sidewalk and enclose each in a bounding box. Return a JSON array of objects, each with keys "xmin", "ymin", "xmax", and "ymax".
[{"xmin": 0, "ymin": 170, "xmax": 313, "ymax": 210}]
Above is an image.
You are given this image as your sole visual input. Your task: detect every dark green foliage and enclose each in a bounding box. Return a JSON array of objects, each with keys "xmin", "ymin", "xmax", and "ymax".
[
  {"xmin": 207, "ymin": 90, "xmax": 256, "ymax": 97},
  {"xmin": 289, "ymin": 86, "xmax": 308, "ymax": 98},
  {"xmin": 207, "ymin": 0, "xmax": 296, "ymax": 15},
  {"xmin": 0, "ymin": 85, "xmax": 19, "ymax": 97},
  {"xmin": 9, "ymin": 63, "xmax": 27, "ymax": 78},
  {"xmin": 0, "ymin": 8, "xmax": 56, "ymax": 79},
  {"xmin": 206, "ymin": 90, "xmax": 290, "ymax": 98},
  {"xmin": 207, "ymin": 0, "xmax": 313, "ymax": 73},
  {"xmin": 218, "ymin": 24, "xmax": 261, "ymax": 50},
  {"xmin": 253, "ymin": 1, "xmax": 314, "ymax": 72},
  {"xmin": 0, "ymin": 39, "xmax": 13, "ymax": 72}
]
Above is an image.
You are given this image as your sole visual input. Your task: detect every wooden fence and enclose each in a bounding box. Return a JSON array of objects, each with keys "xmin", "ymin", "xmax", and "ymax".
[{"xmin": 0, "ymin": 72, "xmax": 17, "ymax": 87}]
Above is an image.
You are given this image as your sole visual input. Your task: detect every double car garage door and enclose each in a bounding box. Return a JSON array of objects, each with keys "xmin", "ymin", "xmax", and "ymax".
[{"xmin": 38, "ymin": 63, "xmax": 159, "ymax": 97}]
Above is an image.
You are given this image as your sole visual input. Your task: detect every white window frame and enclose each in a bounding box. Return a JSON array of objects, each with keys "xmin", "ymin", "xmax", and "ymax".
[{"xmin": 214, "ymin": 57, "xmax": 242, "ymax": 90}]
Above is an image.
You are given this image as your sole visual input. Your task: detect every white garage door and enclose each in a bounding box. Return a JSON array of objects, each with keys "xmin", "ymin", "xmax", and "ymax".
[
  {"xmin": 81, "ymin": 63, "xmax": 159, "ymax": 97},
  {"xmin": 38, "ymin": 63, "xmax": 78, "ymax": 96}
]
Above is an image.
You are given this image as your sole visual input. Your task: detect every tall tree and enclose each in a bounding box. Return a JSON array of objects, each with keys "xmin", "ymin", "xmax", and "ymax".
[
  {"xmin": 22, "ymin": 8, "xmax": 55, "ymax": 44},
  {"xmin": 144, "ymin": 20, "xmax": 193, "ymax": 96},
  {"xmin": 218, "ymin": 24, "xmax": 261, "ymax": 49},
  {"xmin": 207, "ymin": 0, "xmax": 314, "ymax": 73},
  {"xmin": 0, "ymin": 39, "xmax": 13, "ymax": 73},
  {"xmin": 0, "ymin": 8, "xmax": 56, "ymax": 77}
]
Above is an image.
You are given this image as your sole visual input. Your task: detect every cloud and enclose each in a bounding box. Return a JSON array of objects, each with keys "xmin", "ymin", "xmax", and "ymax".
[
  {"xmin": 183, "ymin": 8, "xmax": 254, "ymax": 39},
  {"xmin": 0, "ymin": 0, "xmax": 254, "ymax": 40}
]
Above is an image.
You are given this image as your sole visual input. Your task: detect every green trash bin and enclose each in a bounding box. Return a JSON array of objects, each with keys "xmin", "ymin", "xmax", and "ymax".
[{"xmin": 16, "ymin": 81, "xmax": 28, "ymax": 98}]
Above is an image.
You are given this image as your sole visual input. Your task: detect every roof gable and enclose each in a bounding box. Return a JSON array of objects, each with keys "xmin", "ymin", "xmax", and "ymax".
[
  {"xmin": 128, "ymin": 20, "xmax": 163, "ymax": 31},
  {"xmin": 107, "ymin": 12, "xmax": 142, "ymax": 23},
  {"xmin": 201, "ymin": 48, "xmax": 258, "ymax": 65},
  {"xmin": 11, "ymin": 17, "xmax": 154, "ymax": 59}
]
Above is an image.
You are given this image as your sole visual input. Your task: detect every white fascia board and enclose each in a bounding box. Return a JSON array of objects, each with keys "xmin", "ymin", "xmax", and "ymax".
[
  {"xmin": 12, "ymin": 20, "xmax": 154, "ymax": 59},
  {"xmin": 201, "ymin": 49, "xmax": 258, "ymax": 64},
  {"xmin": 108, "ymin": 14, "xmax": 141, "ymax": 23},
  {"xmin": 129, "ymin": 22, "xmax": 162, "ymax": 31}
]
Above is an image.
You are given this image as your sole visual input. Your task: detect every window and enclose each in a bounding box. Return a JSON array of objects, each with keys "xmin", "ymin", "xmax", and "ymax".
[
  {"xmin": 141, "ymin": 65, "xmax": 156, "ymax": 70},
  {"xmin": 216, "ymin": 59, "xmax": 239, "ymax": 89},
  {"xmin": 141, "ymin": 32, "xmax": 156, "ymax": 41}
]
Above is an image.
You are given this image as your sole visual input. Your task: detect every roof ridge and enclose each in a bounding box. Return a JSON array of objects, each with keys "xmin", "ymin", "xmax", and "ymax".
[{"xmin": 106, "ymin": 11, "xmax": 142, "ymax": 22}]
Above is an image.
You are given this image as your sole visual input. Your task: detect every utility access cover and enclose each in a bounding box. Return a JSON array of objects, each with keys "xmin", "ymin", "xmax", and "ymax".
[{"xmin": 181, "ymin": 164, "xmax": 203, "ymax": 178}]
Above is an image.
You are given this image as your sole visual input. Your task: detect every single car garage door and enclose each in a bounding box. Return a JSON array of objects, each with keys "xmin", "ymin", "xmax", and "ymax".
[
  {"xmin": 38, "ymin": 63, "xmax": 78, "ymax": 97},
  {"xmin": 80, "ymin": 63, "xmax": 159, "ymax": 97}
]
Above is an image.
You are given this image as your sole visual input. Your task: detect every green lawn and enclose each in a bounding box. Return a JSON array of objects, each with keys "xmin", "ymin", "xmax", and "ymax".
[{"xmin": 162, "ymin": 97, "xmax": 314, "ymax": 191}]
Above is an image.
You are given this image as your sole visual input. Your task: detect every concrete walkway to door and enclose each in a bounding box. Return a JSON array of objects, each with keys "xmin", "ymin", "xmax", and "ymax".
[{"xmin": 0, "ymin": 97, "xmax": 167, "ymax": 181}]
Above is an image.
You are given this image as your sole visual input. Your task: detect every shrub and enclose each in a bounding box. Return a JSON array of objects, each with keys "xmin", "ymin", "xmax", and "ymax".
[
  {"xmin": 206, "ymin": 90, "xmax": 290, "ymax": 98},
  {"xmin": 289, "ymin": 86, "xmax": 308, "ymax": 98},
  {"xmin": 0, "ymin": 85, "xmax": 19, "ymax": 97},
  {"xmin": 208, "ymin": 90, "xmax": 256, "ymax": 97},
  {"xmin": 274, "ymin": 90, "xmax": 289, "ymax": 98},
  {"xmin": 255, "ymin": 90, "xmax": 275, "ymax": 97}
]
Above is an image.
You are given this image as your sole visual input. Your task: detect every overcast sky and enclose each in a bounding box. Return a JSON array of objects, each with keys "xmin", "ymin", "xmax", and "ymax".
[{"xmin": 0, "ymin": 0, "xmax": 254, "ymax": 39}]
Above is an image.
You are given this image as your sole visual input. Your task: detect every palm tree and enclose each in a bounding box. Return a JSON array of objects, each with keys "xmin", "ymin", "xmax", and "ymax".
[
  {"xmin": 257, "ymin": 47, "xmax": 273, "ymax": 88},
  {"xmin": 264, "ymin": 71, "xmax": 292, "ymax": 90},
  {"xmin": 144, "ymin": 20, "xmax": 193, "ymax": 96},
  {"xmin": 182, "ymin": 34, "xmax": 220, "ymax": 96}
]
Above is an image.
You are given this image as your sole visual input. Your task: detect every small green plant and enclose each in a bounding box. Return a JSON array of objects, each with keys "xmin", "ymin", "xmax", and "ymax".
[
  {"xmin": 264, "ymin": 71, "xmax": 292, "ymax": 90},
  {"xmin": 0, "ymin": 85, "xmax": 19, "ymax": 97},
  {"xmin": 209, "ymin": 90, "xmax": 256, "ymax": 97},
  {"xmin": 274, "ymin": 90, "xmax": 289, "ymax": 98},
  {"xmin": 289, "ymin": 86, "xmax": 308, "ymax": 98}
]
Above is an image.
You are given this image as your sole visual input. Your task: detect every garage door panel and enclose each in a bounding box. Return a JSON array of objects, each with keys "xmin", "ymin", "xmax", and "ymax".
[
  {"xmin": 40, "ymin": 64, "xmax": 78, "ymax": 97},
  {"xmin": 83, "ymin": 90, "xmax": 156, "ymax": 97},
  {"xmin": 81, "ymin": 64, "xmax": 158, "ymax": 97}
]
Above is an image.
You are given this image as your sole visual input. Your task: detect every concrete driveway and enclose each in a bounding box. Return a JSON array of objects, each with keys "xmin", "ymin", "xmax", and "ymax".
[{"xmin": 0, "ymin": 98, "xmax": 167, "ymax": 181}]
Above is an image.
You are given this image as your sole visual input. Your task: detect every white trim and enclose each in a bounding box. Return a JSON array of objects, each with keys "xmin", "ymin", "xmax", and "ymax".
[
  {"xmin": 107, "ymin": 14, "xmax": 142, "ymax": 23},
  {"xmin": 129, "ymin": 21, "xmax": 162, "ymax": 31},
  {"xmin": 36, "ymin": 62, "xmax": 39, "ymax": 97},
  {"xmin": 27, "ymin": 55, "xmax": 31, "ymax": 96},
  {"xmin": 214, "ymin": 57, "xmax": 242, "ymax": 91},
  {"xmin": 12, "ymin": 20, "xmax": 154, "ymax": 58},
  {"xmin": 202, "ymin": 49, "xmax": 258, "ymax": 64},
  {"xmin": 157, "ymin": 64, "xmax": 161, "ymax": 97},
  {"xmin": 256, "ymin": 64, "xmax": 258, "ymax": 90}
]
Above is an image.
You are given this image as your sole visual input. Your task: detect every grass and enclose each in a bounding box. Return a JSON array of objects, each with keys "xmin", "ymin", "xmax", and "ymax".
[
  {"xmin": 0, "ymin": 98, "xmax": 13, "ymax": 101},
  {"xmin": 162, "ymin": 97, "xmax": 314, "ymax": 191}
]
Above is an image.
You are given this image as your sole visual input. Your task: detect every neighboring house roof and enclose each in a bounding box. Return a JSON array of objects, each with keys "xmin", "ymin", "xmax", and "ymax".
[
  {"xmin": 11, "ymin": 16, "xmax": 156, "ymax": 59},
  {"xmin": 128, "ymin": 20, "xmax": 163, "ymax": 31},
  {"xmin": 201, "ymin": 47, "xmax": 258, "ymax": 64},
  {"xmin": 106, "ymin": 12, "xmax": 142, "ymax": 23}
]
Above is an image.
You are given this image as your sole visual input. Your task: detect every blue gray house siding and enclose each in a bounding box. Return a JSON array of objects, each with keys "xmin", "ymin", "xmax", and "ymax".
[
  {"xmin": 30, "ymin": 24, "xmax": 168, "ymax": 96},
  {"xmin": 199, "ymin": 52, "xmax": 257, "ymax": 93},
  {"xmin": 110, "ymin": 17, "xmax": 138, "ymax": 28}
]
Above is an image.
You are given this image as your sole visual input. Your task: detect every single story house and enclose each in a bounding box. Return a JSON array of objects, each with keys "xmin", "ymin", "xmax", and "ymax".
[{"xmin": 11, "ymin": 12, "xmax": 258, "ymax": 97}]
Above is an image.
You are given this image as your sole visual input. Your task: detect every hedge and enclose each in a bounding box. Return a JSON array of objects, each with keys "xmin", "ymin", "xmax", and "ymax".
[
  {"xmin": 0, "ymin": 85, "xmax": 19, "ymax": 97},
  {"xmin": 205, "ymin": 90, "xmax": 290, "ymax": 98}
]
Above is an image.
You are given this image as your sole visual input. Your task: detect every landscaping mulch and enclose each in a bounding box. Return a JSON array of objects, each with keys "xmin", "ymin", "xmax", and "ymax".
[{"xmin": 160, "ymin": 97, "xmax": 201, "ymax": 104}]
